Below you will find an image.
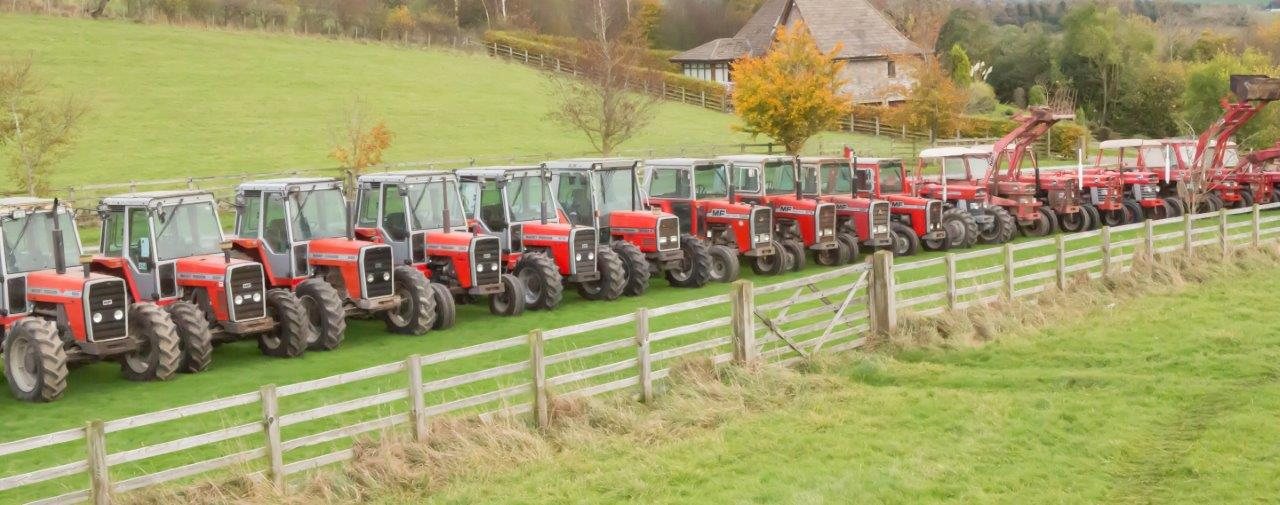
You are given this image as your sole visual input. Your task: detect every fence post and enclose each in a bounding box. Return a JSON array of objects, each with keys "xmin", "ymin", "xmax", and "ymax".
[
  {"xmin": 700, "ymin": 90, "xmax": 707, "ymax": 108},
  {"xmin": 1002, "ymin": 243, "xmax": 1015, "ymax": 298},
  {"xmin": 1055, "ymin": 233, "xmax": 1067, "ymax": 290},
  {"xmin": 1183, "ymin": 211, "xmax": 1193, "ymax": 255},
  {"xmin": 868, "ymin": 250, "xmax": 897, "ymax": 335},
  {"xmin": 874, "ymin": 116, "xmax": 881, "ymax": 136},
  {"xmin": 635, "ymin": 308, "xmax": 653, "ymax": 403},
  {"xmin": 406, "ymin": 355, "xmax": 426, "ymax": 441},
  {"xmin": 1144, "ymin": 218, "xmax": 1155, "ymax": 264},
  {"xmin": 1219, "ymin": 208, "xmax": 1229, "ymax": 259},
  {"xmin": 529, "ymin": 329, "xmax": 548, "ymax": 429},
  {"xmin": 1100, "ymin": 226, "xmax": 1112, "ymax": 279},
  {"xmin": 1252, "ymin": 204, "xmax": 1261, "ymax": 248},
  {"xmin": 730, "ymin": 280, "xmax": 757, "ymax": 363},
  {"xmin": 260, "ymin": 384, "xmax": 285, "ymax": 491},
  {"xmin": 944, "ymin": 253, "xmax": 957, "ymax": 310},
  {"xmin": 85, "ymin": 420, "xmax": 109, "ymax": 505}
]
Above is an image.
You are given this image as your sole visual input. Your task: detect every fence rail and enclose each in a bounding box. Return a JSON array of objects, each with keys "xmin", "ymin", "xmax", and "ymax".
[{"xmin": 4, "ymin": 203, "xmax": 1279, "ymax": 504}]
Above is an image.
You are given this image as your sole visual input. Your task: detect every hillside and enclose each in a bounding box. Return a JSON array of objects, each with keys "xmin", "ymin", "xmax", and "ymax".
[{"xmin": 0, "ymin": 14, "xmax": 867, "ymax": 192}]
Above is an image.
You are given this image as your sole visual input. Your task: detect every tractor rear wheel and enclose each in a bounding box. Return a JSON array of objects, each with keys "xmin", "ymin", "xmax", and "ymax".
[
  {"xmin": 579, "ymin": 246, "xmax": 627, "ymax": 300},
  {"xmin": 1123, "ymin": 200, "xmax": 1144, "ymax": 224},
  {"xmin": 1020, "ymin": 207, "xmax": 1058, "ymax": 237},
  {"xmin": 515, "ymin": 252, "xmax": 563, "ymax": 311},
  {"xmin": 888, "ymin": 222, "xmax": 920, "ymax": 256},
  {"xmin": 1165, "ymin": 197, "xmax": 1186, "ymax": 217},
  {"xmin": 979, "ymin": 207, "xmax": 1017, "ymax": 244},
  {"xmin": 1239, "ymin": 188, "xmax": 1255, "ymax": 208},
  {"xmin": 121, "ymin": 303, "xmax": 182, "ymax": 380},
  {"xmin": 780, "ymin": 240, "xmax": 806, "ymax": 272},
  {"xmin": 296, "ymin": 278, "xmax": 346, "ymax": 351},
  {"xmin": 489, "ymin": 273, "xmax": 526, "ymax": 316},
  {"xmin": 665, "ymin": 235, "xmax": 712, "ymax": 288},
  {"xmin": 259, "ymin": 290, "xmax": 309, "ymax": 357},
  {"xmin": 1082, "ymin": 204, "xmax": 1102, "ymax": 230},
  {"xmin": 707, "ymin": 245, "xmax": 741, "ymax": 283},
  {"xmin": 611, "ymin": 241, "xmax": 650, "ymax": 297},
  {"xmin": 384, "ymin": 266, "xmax": 437, "ymax": 335},
  {"xmin": 4, "ymin": 318, "xmax": 68, "ymax": 402},
  {"xmin": 1197, "ymin": 193, "xmax": 1224, "ymax": 213},
  {"xmin": 749, "ymin": 241, "xmax": 787, "ymax": 276},
  {"xmin": 429, "ymin": 282, "xmax": 457, "ymax": 330},
  {"xmin": 166, "ymin": 302, "xmax": 213, "ymax": 373},
  {"xmin": 1058, "ymin": 208, "xmax": 1090, "ymax": 233},
  {"xmin": 836, "ymin": 233, "xmax": 860, "ymax": 264}
]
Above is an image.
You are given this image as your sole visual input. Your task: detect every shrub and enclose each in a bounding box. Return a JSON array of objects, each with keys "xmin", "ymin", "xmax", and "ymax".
[
  {"xmin": 1028, "ymin": 84, "xmax": 1047, "ymax": 106},
  {"xmin": 965, "ymin": 82, "xmax": 998, "ymax": 115}
]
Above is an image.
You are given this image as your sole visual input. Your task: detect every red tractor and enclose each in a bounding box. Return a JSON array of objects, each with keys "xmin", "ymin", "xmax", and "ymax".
[
  {"xmin": 2, "ymin": 198, "xmax": 186, "ymax": 402},
  {"xmin": 1084, "ymin": 139, "xmax": 1180, "ymax": 223},
  {"xmin": 352, "ymin": 171, "xmax": 526, "ymax": 317},
  {"xmin": 456, "ymin": 166, "xmax": 626, "ymax": 309},
  {"xmin": 717, "ymin": 155, "xmax": 858, "ymax": 268},
  {"xmin": 232, "ymin": 179, "xmax": 452, "ymax": 349},
  {"xmin": 1232, "ymin": 142, "xmax": 1280, "ymax": 204},
  {"xmin": 1155, "ymin": 139, "xmax": 1242, "ymax": 212},
  {"xmin": 642, "ymin": 158, "xmax": 787, "ymax": 277},
  {"xmin": 982, "ymin": 108, "xmax": 1085, "ymax": 237},
  {"xmin": 807, "ymin": 155, "xmax": 944, "ymax": 256},
  {"xmin": 912, "ymin": 147, "xmax": 1019, "ymax": 245},
  {"xmin": 94, "ymin": 191, "xmax": 310, "ymax": 364},
  {"xmin": 546, "ymin": 158, "xmax": 713, "ymax": 289}
]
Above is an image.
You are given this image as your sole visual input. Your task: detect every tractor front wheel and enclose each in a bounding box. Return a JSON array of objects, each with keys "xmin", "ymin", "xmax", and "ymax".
[
  {"xmin": 383, "ymin": 266, "xmax": 437, "ymax": 335},
  {"xmin": 1165, "ymin": 197, "xmax": 1186, "ymax": 217},
  {"xmin": 836, "ymin": 233, "xmax": 860, "ymax": 264},
  {"xmin": 707, "ymin": 244, "xmax": 741, "ymax": 283},
  {"xmin": 3, "ymin": 318, "xmax": 68, "ymax": 402},
  {"xmin": 979, "ymin": 207, "xmax": 1017, "ymax": 244},
  {"xmin": 429, "ymin": 282, "xmax": 457, "ymax": 330},
  {"xmin": 489, "ymin": 273, "xmax": 527, "ymax": 316},
  {"xmin": 121, "ymin": 303, "xmax": 182, "ymax": 380},
  {"xmin": 166, "ymin": 301, "xmax": 213, "ymax": 373},
  {"xmin": 888, "ymin": 222, "xmax": 920, "ymax": 256},
  {"xmin": 296, "ymin": 278, "xmax": 346, "ymax": 351},
  {"xmin": 1081, "ymin": 205, "xmax": 1102, "ymax": 230},
  {"xmin": 1058, "ymin": 208, "xmax": 1090, "ymax": 233},
  {"xmin": 515, "ymin": 252, "xmax": 564, "ymax": 311},
  {"xmin": 780, "ymin": 240, "xmax": 806, "ymax": 272},
  {"xmin": 1123, "ymin": 200, "xmax": 1144, "ymax": 224},
  {"xmin": 579, "ymin": 246, "xmax": 627, "ymax": 301},
  {"xmin": 665, "ymin": 235, "xmax": 712, "ymax": 288},
  {"xmin": 259, "ymin": 290, "xmax": 309, "ymax": 357},
  {"xmin": 1019, "ymin": 207, "xmax": 1058, "ymax": 237},
  {"xmin": 612, "ymin": 241, "xmax": 650, "ymax": 297},
  {"xmin": 749, "ymin": 241, "xmax": 787, "ymax": 276},
  {"xmin": 1238, "ymin": 188, "xmax": 1255, "ymax": 209}
]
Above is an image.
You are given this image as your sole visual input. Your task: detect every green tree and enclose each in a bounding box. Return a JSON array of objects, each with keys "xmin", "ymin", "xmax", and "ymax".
[
  {"xmin": 1028, "ymin": 84, "xmax": 1048, "ymax": 106},
  {"xmin": 948, "ymin": 43, "xmax": 973, "ymax": 87},
  {"xmin": 1059, "ymin": 2, "xmax": 1155, "ymax": 126},
  {"xmin": 888, "ymin": 57, "xmax": 967, "ymax": 140},
  {"xmin": 1, "ymin": 58, "xmax": 89, "ymax": 196},
  {"xmin": 1181, "ymin": 51, "xmax": 1280, "ymax": 150}
]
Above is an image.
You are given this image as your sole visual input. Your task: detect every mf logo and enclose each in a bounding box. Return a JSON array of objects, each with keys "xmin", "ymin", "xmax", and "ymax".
[
  {"xmin": 241, "ymin": 282, "xmax": 252, "ymax": 290},
  {"xmin": 102, "ymin": 299, "xmax": 113, "ymax": 306}
]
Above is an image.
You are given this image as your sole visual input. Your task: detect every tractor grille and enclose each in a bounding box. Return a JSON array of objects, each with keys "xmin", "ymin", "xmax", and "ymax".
[
  {"xmin": 227, "ymin": 263, "xmax": 266, "ymax": 322},
  {"xmin": 751, "ymin": 207, "xmax": 772, "ymax": 247},
  {"xmin": 927, "ymin": 201, "xmax": 943, "ymax": 230},
  {"xmin": 816, "ymin": 203, "xmax": 837, "ymax": 244},
  {"xmin": 571, "ymin": 228, "xmax": 596, "ymax": 274},
  {"xmin": 362, "ymin": 245, "xmax": 395, "ymax": 299},
  {"xmin": 657, "ymin": 216, "xmax": 680, "ymax": 252},
  {"xmin": 472, "ymin": 235, "xmax": 501, "ymax": 287},
  {"xmin": 6, "ymin": 276, "xmax": 28, "ymax": 315},
  {"xmin": 86, "ymin": 279, "xmax": 128, "ymax": 342},
  {"xmin": 1136, "ymin": 184, "xmax": 1159, "ymax": 200}
]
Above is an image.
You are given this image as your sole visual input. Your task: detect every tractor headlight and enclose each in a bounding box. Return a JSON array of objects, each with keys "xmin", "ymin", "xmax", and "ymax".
[
  {"xmin": 234, "ymin": 295, "xmax": 244, "ymax": 305},
  {"xmin": 588, "ymin": 252, "xmax": 596, "ymax": 261},
  {"xmin": 252, "ymin": 292, "xmax": 262, "ymax": 303},
  {"xmin": 491, "ymin": 263, "xmax": 500, "ymax": 272},
  {"xmin": 757, "ymin": 233, "xmax": 770, "ymax": 242},
  {"xmin": 875, "ymin": 225, "xmax": 890, "ymax": 235},
  {"xmin": 382, "ymin": 271, "xmax": 391, "ymax": 281},
  {"xmin": 366, "ymin": 274, "xmax": 375, "ymax": 283},
  {"xmin": 92, "ymin": 312, "xmax": 103, "ymax": 323},
  {"xmin": 113, "ymin": 309, "xmax": 124, "ymax": 321},
  {"xmin": 477, "ymin": 263, "xmax": 486, "ymax": 272},
  {"xmin": 576, "ymin": 253, "xmax": 583, "ymax": 261}
]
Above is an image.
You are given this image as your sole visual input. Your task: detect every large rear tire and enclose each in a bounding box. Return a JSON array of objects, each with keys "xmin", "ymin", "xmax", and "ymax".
[
  {"xmin": 578, "ymin": 246, "xmax": 626, "ymax": 301},
  {"xmin": 4, "ymin": 318, "xmax": 68, "ymax": 402},
  {"xmin": 121, "ymin": 303, "xmax": 182, "ymax": 380},
  {"xmin": 383, "ymin": 265, "xmax": 436, "ymax": 335},
  {"xmin": 1058, "ymin": 208, "xmax": 1090, "ymax": 233},
  {"xmin": 707, "ymin": 244, "xmax": 741, "ymax": 283},
  {"xmin": 514, "ymin": 252, "xmax": 563, "ymax": 311},
  {"xmin": 1123, "ymin": 200, "xmax": 1144, "ymax": 224},
  {"xmin": 1081, "ymin": 204, "xmax": 1102, "ymax": 230},
  {"xmin": 1238, "ymin": 188, "xmax": 1255, "ymax": 209},
  {"xmin": 979, "ymin": 207, "xmax": 1016, "ymax": 244},
  {"xmin": 888, "ymin": 222, "xmax": 920, "ymax": 256},
  {"xmin": 611, "ymin": 241, "xmax": 650, "ymax": 297},
  {"xmin": 259, "ymin": 290, "xmax": 309, "ymax": 358},
  {"xmin": 749, "ymin": 241, "xmax": 787, "ymax": 276},
  {"xmin": 1165, "ymin": 197, "xmax": 1186, "ymax": 217},
  {"xmin": 166, "ymin": 301, "xmax": 213, "ymax": 373},
  {"xmin": 665, "ymin": 235, "xmax": 712, "ymax": 288},
  {"xmin": 295, "ymin": 278, "xmax": 346, "ymax": 351},
  {"xmin": 488, "ymin": 273, "xmax": 526, "ymax": 317},
  {"xmin": 429, "ymin": 282, "xmax": 457, "ymax": 330},
  {"xmin": 780, "ymin": 240, "xmax": 806, "ymax": 272}
]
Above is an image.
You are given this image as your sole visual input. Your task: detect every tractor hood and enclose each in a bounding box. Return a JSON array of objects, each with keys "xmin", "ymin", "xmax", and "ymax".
[
  {"xmin": 175, "ymin": 254, "xmax": 257, "ymax": 279},
  {"xmin": 308, "ymin": 236, "xmax": 376, "ymax": 267},
  {"xmin": 766, "ymin": 195, "xmax": 821, "ymax": 216},
  {"xmin": 24, "ymin": 267, "xmax": 115, "ymax": 303},
  {"xmin": 819, "ymin": 194, "xmax": 870, "ymax": 212},
  {"xmin": 423, "ymin": 230, "xmax": 474, "ymax": 252}
]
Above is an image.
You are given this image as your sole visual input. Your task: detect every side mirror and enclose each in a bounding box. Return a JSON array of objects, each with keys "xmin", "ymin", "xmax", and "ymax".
[
  {"xmin": 397, "ymin": 185, "xmax": 409, "ymax": 197},
  {"xmin": 96, "ymin": 203, "xmax": 109, "ymax": 220},
  {"xmin": 233, "ymin": 193, "xmax": 246, "ymax": 209}
]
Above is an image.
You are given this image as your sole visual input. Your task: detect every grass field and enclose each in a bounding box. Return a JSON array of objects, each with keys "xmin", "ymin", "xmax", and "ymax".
[
  {"xmin": 0, "ymin": 14, "xmax": 876, "ymax": 192},
  {"xmin": 413, "ymin": 261, "xmax": 1280, "ymax": 504}
]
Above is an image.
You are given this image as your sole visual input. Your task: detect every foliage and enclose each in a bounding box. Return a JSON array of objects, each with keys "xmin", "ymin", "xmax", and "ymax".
[
  {"xmin": 948, "ymin": 43, "xmax": 973, "ymax": 88},
  {"xmin": 1185, "ymin": 30, "xmax": 1237, "ymax": 62},
  {"xmin": 328, "ymin": 98, "xmax": 393, "ymax": 177},
  {"xmin": 1108, "ymin": 59, "xmax": 1186, "ymax": 139},
  {"xmin": 385, "ymin": 5, "xmax": 415, "ymax": 41},
  {"xmin": 1028, "ymin": 84, "xmax": 1047, "ymax": 106},
  {"xmin": 0, "ymin": 57, "xmax": 89, "ymax": 196},
  {"xmin": 1059, "ymin": 2, "xmax": 1156, "ymax": 127},
  {"xmin": 986, "ymin": 23, "xmax": 1058, "ymax": 104},
  {"xmin": 627, "ymin": 0, "xmax": 662, "ymax": 48},
  {"xmin": 730, "ymin": 21, "xmax": 852, "ymax": 155},
  {"xmin": 886, "ymin": 57, "xmax": 966, "ymax": 140},
  {"xmin": 965, "ymin": 81, "xmax": 997, "ymax": 115},
  {"xmin": 1181, "ymin": 51, "xmax": 1280, "ymax": 150}
]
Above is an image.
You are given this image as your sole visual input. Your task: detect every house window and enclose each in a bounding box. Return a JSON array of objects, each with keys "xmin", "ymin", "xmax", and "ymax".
[
  {"xmin": 887, "ymin": 60, "xmax": 897, "ymax": 78},
  {"xmin": 683, "ymin": 63, "xmax": 715, "ymax": 81}
]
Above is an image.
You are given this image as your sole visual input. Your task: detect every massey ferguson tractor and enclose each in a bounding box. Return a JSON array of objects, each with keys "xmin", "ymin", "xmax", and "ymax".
[
  {"xmin": 232, "ymin": 179, "xmax": 453, "ymax": 348},
  {"xmin": 642, "ymin": 158, "xmax": 786, "ymax": 277},
  {"xmin": 545, "ymin": 158, "xmax": 713, "ymax": 288},
  {"xmin": 801, "ymin": 156, "xmax": 929, "ymax": 256},
  {"xmin": 1085, "ymin": 139, "xmax": 1180, "ymax": 223},
  {"xmin": 912, "ymin": 147, "xmax": 1019, "ymax": 245},
  {"xmin": 981, "ymin": 107, "xmax": 1085, "ymax": 237},
  {"xmin": 94, "ymin": 191, "xmax": 310, "ymax": 364},
  {"xmin": 718, "ymin": 155, "xmax": 849, "ymax": 269},
  {"xmin": 456, "ymin": 166, "xmax": 625, "ymax": 309},
  {"xmin": 2, "ymin": 197, "xmax": 186, "ymax": 402},
  {"xmin": 1232, "ymin": 142, "xmax": 1280, "ymax": 204},
  {"xmin": 352, "ymin": 171, "xmax": 526, "ymax": 317},
  {"xmin": 840, "ymin": 154, "xmax": 969, "ymax": 251}
]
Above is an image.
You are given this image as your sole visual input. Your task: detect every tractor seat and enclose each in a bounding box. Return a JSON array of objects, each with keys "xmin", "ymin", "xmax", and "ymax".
[
  {"xmin": 384, "ymin": 212, "xmax": 407, "ymax": 240},
  {"xmin": 264, "ymin": 219, "xmax": 289, "ymax": 251}
]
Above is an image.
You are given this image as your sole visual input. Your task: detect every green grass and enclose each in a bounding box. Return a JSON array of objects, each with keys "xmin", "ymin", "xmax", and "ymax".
[
  {"xmin": 0, "ymin": 14, "xmax": 878, "ymax": 192},
  {"xmin": 419, "ymin": 261, "xmax": 1280, "ymax": 504}
]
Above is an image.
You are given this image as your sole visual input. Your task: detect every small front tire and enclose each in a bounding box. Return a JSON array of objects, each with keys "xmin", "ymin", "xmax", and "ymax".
[
  {"xmin": 259, "ymin": 290, "xmax": 310, "ymax": 358},
  {"xmin": 488, "ymin": 273, "xmax": 527, "ymax": 317},
  {"xmin": 121, "ymin": 303, "xmax": 183, "ymax": 380}
]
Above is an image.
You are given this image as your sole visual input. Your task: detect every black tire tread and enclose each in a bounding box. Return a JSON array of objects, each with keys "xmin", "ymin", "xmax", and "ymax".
[
  {"xmin": 296, "ymin": 278, "xmax": 346, "ymax": 351},
  {"xmin": 260, "ymin": 290, "xmax": 309, "ymax": 358},
  {"xmin": 4, "ymin": 318, "xmax": 68, "ymax": 402},
  {"xmin": 167, "ymin": 301, "xmax": 214, "ymax": 373},
  {"xmin": 611, "ymin": 241, "xmax": 650, "ymax": 297},
  {"xmin": 122, "ymin": 303, "xmax": 182, "ymax": 381}
]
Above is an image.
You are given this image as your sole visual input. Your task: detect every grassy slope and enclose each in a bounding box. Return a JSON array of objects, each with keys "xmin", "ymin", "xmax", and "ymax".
[
  {"xmin": 0, "ymin": 14, "xmax": 873, "ymax": 191},
  {"xmin": 422, "ymin": 265, "xmax": 1280, "ymax": 504}
]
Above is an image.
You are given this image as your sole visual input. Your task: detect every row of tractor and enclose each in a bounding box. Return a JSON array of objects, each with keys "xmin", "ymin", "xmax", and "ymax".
[{"xmin": 4, "ymin": 75, "xmax": 1279, "ymax": 403}]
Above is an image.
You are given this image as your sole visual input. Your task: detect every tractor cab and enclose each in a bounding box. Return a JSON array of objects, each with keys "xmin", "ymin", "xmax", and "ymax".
[
  {"xmin": 717, "ymin": 155, "xmax": 842, "ymax": 268},
  {"xmin": 915, "ymin": 147, "xmax": 1017, "ymax": 245},
  {"xmin": 798, "ymin": 157, "xmax": 892, "ymax": 255},
  {"xmin": 838, "ymin": 157, "xmax": 949, "ymax": 252}
]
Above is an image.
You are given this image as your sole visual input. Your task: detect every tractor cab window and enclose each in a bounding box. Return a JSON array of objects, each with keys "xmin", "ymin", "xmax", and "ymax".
[
  {"xmin": 479, "ymin": 181, "xmax": 509, "ymax": 231},
  {"xmin": 2, "ymin": 211, "xmax": 80, "ymax": 275},
  {"xmin": 458, "ymin": 181, "xmax": 479, "ymax": 218},
  {"xmin": 1140, "ymin": 146, "xmax": 1167, "ymax": 169},
  {"xmin": 263, "ymin": 194, "xmax": 290, "ymax": 252},
  {"xmin": 127, "ymin": 208, "xmax": 153, "ymax": 271},
  {"xmin": 381, "ymin": 185, "xmax": 409, "ymax": 241},
  {"xmin": 941, "ymin": 157, "xmax": 970, "ymax": 180},
  {"xmin": 799, "ymin": 166, "xmax": 821, "ymax": 195},
  {"xmin": 555, "ymin": 172, "xmax": 594, "ymax": 226},
  {"xmin": 509, "ymin": 175, "xmax": 550, "ymax": 224},
  {"xmin": 967, "ymin": 156, "xmax": 992, "ymax": 180},
  {"xmin": 408, "ymin": 181, "xmax": 467, "ymax": 232},
  {"xmin": 237, "ymin": 192, "xmax": 262, "ymax": 238},
  {"xmin": 102, "ymin": 210, "xmax": 126, "ymax": 257},
  {"xmin": 879, "ymin": 161, "xmax": 904, "ymax": 193},
  {"xmin": 762, "ymin": 161, "xmax": 795, "ymax": 196},
  {"xmin": 596, "ymin": 169, "xmax": 639, "ymax": 216},
  {"xmin": 734, "ymin": 165, "xmax": 760, "ymax": 194},
  {"xmin": 648, "ymin": 168, "xmax": 689, "ymax": 199},
  {"xmin": 289, "ymin": 189, "xmax": 348, "ymax": 241},
  {"xmin": 693, "ymin": 164, "xmax": 729, "ymax": 198},
  {"xmin": 154, "ymin": 202, "xmax": 223, "ymax": 260},
  {"xmin": 356, "ymin": 185, "xmax": 380, "ymax": 227}
]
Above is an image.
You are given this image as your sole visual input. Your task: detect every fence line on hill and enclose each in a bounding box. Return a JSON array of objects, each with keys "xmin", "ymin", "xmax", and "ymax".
[{"xmin": 3, "ymin": 202, "xmax": 1279, "ymax": 504}]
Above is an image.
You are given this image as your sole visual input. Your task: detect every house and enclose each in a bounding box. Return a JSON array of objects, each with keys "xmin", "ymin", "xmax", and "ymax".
[{"xmin": 669, "ymin": 0, "xmax": 927, "ymax": 104}]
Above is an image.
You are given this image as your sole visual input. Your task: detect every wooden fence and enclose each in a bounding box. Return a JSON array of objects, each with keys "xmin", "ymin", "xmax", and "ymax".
[{"xmin": 4, "ymin": 203, "xmax": 1280, "ymax": 504}]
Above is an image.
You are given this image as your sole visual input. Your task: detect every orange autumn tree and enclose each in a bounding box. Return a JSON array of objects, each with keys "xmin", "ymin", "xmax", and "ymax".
[
  {"xmin": 731, "ymin": 21, "xmax": 853, "ymax": 155},
  {"xmin": 329, "ymin": 98, "xmax": 394, "ymax": 186}
]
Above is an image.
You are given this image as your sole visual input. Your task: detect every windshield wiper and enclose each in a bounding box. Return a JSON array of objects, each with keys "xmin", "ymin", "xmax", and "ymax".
[
  {"xmin": 152, "ymin": 199, "xmax": 184, "ymax": 244},
  {"xmin": 408, "ymin": 184, "xmax": 430, "ymax": 230},
  {"xmin": 5, "ymin": 212, "xmax": 41, "ymax": 258}
]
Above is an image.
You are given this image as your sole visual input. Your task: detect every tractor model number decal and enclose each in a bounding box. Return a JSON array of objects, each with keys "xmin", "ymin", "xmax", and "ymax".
[
  {"xmin": 611, "ymin": 227, "xmax": 656, "ymax": 235},
  {"xmin": 28, "ymin": 287, "xmax": 82, "ymax": 298},
  {"xmin": 707, "ymin": 209, "xmax": 748, "ymax": 220},
  {"xmin": 178, "ymin": 273, "xmax": 223, "ymax": 282},
  {"xmin": 310, "ymin": 252, "xmax": 358, "ymax": 261},
  {"xmin": 891, "ymin": 203, "xmax": 927, "ymax": 210},
  {"xmin": 523, "ymin": 234, "xmax": 570, "ymax": 243},
  {"xmin": 428, "ymin": 244, "xmax": 470, "ymax": 252},
  {"xmin": 775, "ymin": 206, "xmax": 813, "ymax": 216}
]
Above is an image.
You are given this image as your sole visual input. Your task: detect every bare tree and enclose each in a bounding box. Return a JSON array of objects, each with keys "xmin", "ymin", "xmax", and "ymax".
[
  {"xmin": 546, "ymin": 0, "xmax": 661, "ymax": 156},
  {"xmin": 328, "ymin": 97, "xmax": 393, "ymax": 192},
  {"xmin": 1, "ymin": 57, "xmax": 89, "ymax": 197}
]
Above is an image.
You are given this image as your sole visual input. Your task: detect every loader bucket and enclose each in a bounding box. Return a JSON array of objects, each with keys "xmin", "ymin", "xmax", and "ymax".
[{"xmin": 1230, "ymin": 75, "xmax": 1280, "ymax": 101}]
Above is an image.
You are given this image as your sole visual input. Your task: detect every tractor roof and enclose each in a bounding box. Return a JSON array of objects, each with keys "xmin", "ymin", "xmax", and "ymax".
[
  {"xmin": 717, "ymin": 154, "xmax": 793, "ymax": 165},
  {"xmin": 455, "ymin": 166, "xmax": 544, "ymax": 181},
  {"xmin": 0, "ymin": 197, "xmax": 62, "ymax": 217},
  {"xmin": 798, "ymin": 157, "xmax": 851, "ymax": 165},
  {"xmin": 850, "ymin": 157, "xmax": 901, "ymax": 165},
  {"xmin": 543, "ymin": 158, "xmax": 638, "ymax": 171},
  {"xmin": 237, "ymin": 177, "xmax": 341, "ymax": 193},
  {"xmin": 918, "ymin": 147, "xmax": 990, "ymax": 159},
  {"xmin": 1099, "ymin": 139, "xmax": 1162, "ymax": 149},
  {"xmin": 644, "ymin": 158, "xmax": 724, "ymax": 168},
  {"xmin": 358, "ymin": 170, "xmax": 456, "ymax": 185},
  {"xmin": 100, "ymin": 190, "xmax": 215, "ymax": 207}
]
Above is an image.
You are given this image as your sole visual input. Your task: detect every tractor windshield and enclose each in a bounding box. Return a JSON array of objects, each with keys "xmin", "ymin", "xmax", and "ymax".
[
  {"xmin": 879, "ymin": 161, "xmax": 904, "ymax": 193},
  {"xmin": 693, "ymin": 164, "xmax": 729, "ymax": 198},
  {"xmin": 648, "ymin": 168, "xmax": 691, "ymax": 199},
  {"xmin": 762, "ymin": 161, "xmax": 796, "ymax": 195},
  {"xmin": 1141, "ymin": 146, "xmax": 1168, "ymax": 170},
  {"xmin": 942, "ymin": 157, "xmax": 972, "ymax": 180},
  {"xmin": 155, "ymin": 202, "xmax": 223, "ymax": 260},
  {"xmin": 595, "ymin": 169, "xmax": 639, "ymax": 214},
  {"xmin": 2, "ymin": 212, "xmax": 80, "ymax": 275},
  {"xmin": 408, "ymin": 180, "xmax": 467, "ymax": 232},
  {"xmin": 289, "ymin": 189, "xmax": 348, "ymax": 240},
  {"xmin": 508, "ymin": 174, "xmax": 552, "ymax": 223}
]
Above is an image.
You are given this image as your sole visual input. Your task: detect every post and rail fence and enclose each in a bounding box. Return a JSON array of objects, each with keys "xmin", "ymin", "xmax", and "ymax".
[{"xmin": 4, "ymin": 203, "xmax": 1280, "ymax": 504}]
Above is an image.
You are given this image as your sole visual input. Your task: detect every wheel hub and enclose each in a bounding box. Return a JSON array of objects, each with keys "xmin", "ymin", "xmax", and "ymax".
[{"xmin": 9, "ymin": 338, "xmax": 36, "ymax": 391}]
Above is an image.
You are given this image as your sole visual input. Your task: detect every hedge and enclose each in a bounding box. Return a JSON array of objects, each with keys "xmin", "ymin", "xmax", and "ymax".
[{"xmin": 851, "ymin": 105, "xmax": 1088, "ymax": 158}]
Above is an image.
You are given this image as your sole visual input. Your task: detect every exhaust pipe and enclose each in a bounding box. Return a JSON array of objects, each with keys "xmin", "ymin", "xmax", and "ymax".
[
  {"xmin": 539, "ymin": 165, "xmax": 549, "ymax": 226},
  {"xmin": 345, "ymin": 200, "xmax": 355, "ymax": 241},
  {"xmin": 792, "ymin": 156, "xmax": 803, "ymax": 201},
  {"xmin": 50, "ymin": 199, "xmax": 66, "ymax": 275}
]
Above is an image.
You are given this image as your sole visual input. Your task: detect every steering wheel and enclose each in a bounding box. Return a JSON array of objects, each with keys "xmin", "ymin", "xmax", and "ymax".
[{"xmin": 696, "ymin": 184, "xmax": 707, "ymax": 197}]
